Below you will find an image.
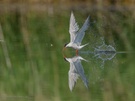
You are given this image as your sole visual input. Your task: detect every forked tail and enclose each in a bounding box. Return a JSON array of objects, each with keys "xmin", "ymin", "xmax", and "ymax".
[{"xmin": 81, "ymin": 43, "xmax": 89, "ymax": 49}]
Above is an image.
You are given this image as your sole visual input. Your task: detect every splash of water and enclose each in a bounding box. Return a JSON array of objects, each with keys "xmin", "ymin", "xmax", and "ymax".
[{"xmin": 94, "ymin": 43, "xmax": 116, "ymax": 61}]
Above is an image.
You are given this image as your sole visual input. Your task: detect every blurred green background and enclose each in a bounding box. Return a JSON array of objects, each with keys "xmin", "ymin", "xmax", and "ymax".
[{"xmin": 0, "ymin": 0, "xmax": 135, "ymax": 101}]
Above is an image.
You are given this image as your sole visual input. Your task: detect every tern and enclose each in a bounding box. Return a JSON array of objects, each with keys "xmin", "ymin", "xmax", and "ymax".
[
  {"xmin": 63, "ymin": 12, "xmax": 90, "ymax": 55},
  {"xmin": 64, "ymin": 56, "xmax": 88, "ymax": 91}
]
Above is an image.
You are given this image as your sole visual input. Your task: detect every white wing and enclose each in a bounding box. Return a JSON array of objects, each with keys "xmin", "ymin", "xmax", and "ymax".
[
  {"xmin": 68, "ymin": 63, "xmax": 79, "ymax": 91},
  {"xmin": 65, "ymin": 56, "xmax": 88, "ymax": 91},
  {"xmin": 74, "ymin": 59, "xmax": 88, "ymax": 88},
  {"xmin": 74, "ymin": 16, "xmax": 90, "ymax": 45},
  {"xmin": 69, "ymin": 12, "xmax": 79, "ymax": 42}
]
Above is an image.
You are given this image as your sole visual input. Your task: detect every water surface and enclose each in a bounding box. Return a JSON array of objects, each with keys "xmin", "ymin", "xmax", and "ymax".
[{"xmin": 0, "ymin": 4, "xmax": 135, "ymax": 101}]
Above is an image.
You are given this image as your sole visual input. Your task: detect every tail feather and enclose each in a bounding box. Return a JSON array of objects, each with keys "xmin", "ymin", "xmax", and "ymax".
[
  {"xmin": 80, "ymin": 43, "xmax": 89, "ymax": 49},
  {"xmin": 79, "ymin": 56, "xmax": 88, "ymax": 62}
]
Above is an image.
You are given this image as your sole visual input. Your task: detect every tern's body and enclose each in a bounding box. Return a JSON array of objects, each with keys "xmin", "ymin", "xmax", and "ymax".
[
  {"xmin": 66, "ymin": 42, "xmax": 89, "ymax": 50},
  {"xmin": 64, "ymin": 12, "xmax": 90, "ymax": 51},
  {"xmin": 64, "ymin": 56, "xmax": 88, "ymax": 91}
]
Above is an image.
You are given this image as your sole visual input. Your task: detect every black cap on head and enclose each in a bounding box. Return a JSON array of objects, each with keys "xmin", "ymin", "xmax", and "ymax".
[
  {"xmin": 63, "ymin": 57, "xmax": 68, "ymax": 62},
  {"xmin": 64, "ymin": 43, "xmax": 68, "ymax": 47}
]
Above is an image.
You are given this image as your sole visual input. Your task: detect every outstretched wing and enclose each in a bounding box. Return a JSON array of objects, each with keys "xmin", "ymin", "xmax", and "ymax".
[
  {"xmin": 74, "ymin": 16, "xmax": 90, "ymax": 45},
  {"xmin": 73, "ymin": 59, "xmax": 88, "ymax": 88},
  {"xmin": 68, "ymin": 63, "xmax": 79, "ymax": 91},
  {"xmin": 66, "ymin": 56, "xmax": 88, "ymax": 91},
  {"xmin": 69, "ymin": 12, "xmax": 79, "ymax": 42}
]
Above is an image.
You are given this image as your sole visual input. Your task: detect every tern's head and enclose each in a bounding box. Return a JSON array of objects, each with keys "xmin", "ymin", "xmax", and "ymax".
[
  {"xmin": 64, "ymin": 57, "xmax": 68, "ymax": 62},
  {"xmin": 62, "ymin": 43, "xmax": 68, "ymax": 57},
  {"xmin": 64, "ymin": 43, "xmax": 68, "ymax": 47},
  {"xmin": 63, "ymin": 43, "xmax": 68, "ymax": 51}
]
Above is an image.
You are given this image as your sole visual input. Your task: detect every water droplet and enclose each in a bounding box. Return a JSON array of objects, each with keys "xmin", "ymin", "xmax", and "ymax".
[{"xmin": 50, "ymin": 44, "xmax": 53, "ymax": 47}]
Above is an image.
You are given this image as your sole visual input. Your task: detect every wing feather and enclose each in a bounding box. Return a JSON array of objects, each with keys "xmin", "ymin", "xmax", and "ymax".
[
  {"xmin": 69, "ymin": 12, "xmax": 79, "ymax": 42},
  {"xmin": 74, "ymin": 60, "xmax": 88, "ymax": 88},
  {"xmin": 74, "ymin": 16, "xmax": 90, "ymax": 45},
  {"xmin": 66, "ymin": 56, "xmax": 88, "ymax": 91},
  {"xmin": 68, "ymin": 63, "xmax": 79, "ymax": 91}
]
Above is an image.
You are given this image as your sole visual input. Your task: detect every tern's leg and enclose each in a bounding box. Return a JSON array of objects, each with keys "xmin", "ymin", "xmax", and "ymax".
[{"xmin": 76, "ymin": 50, "xmax": 78, "ymax": 56}]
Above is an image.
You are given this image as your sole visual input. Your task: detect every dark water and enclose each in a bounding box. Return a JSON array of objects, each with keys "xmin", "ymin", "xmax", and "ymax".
[{"xmin": 0, "ymin": 4, "xmax": 135, "ymax": 101}]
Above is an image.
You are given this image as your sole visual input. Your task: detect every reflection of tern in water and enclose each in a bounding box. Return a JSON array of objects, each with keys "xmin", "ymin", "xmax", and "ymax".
[
  {"xmin": 63, "ymin": 12, "xmax": 90, "ymax": 55},
  {"xmin": 64, "ymin": 56, "xmax": 88, "ymax": 91}
]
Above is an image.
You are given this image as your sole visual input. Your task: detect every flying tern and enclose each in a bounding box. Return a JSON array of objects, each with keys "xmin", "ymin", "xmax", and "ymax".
[
  {"xmin": 64, "ymin": 56, "xmax": 88, "ymax": 91},
  {"xmin": 63, "ymin": 12, "xmax": 90, "ymax": 55}
]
